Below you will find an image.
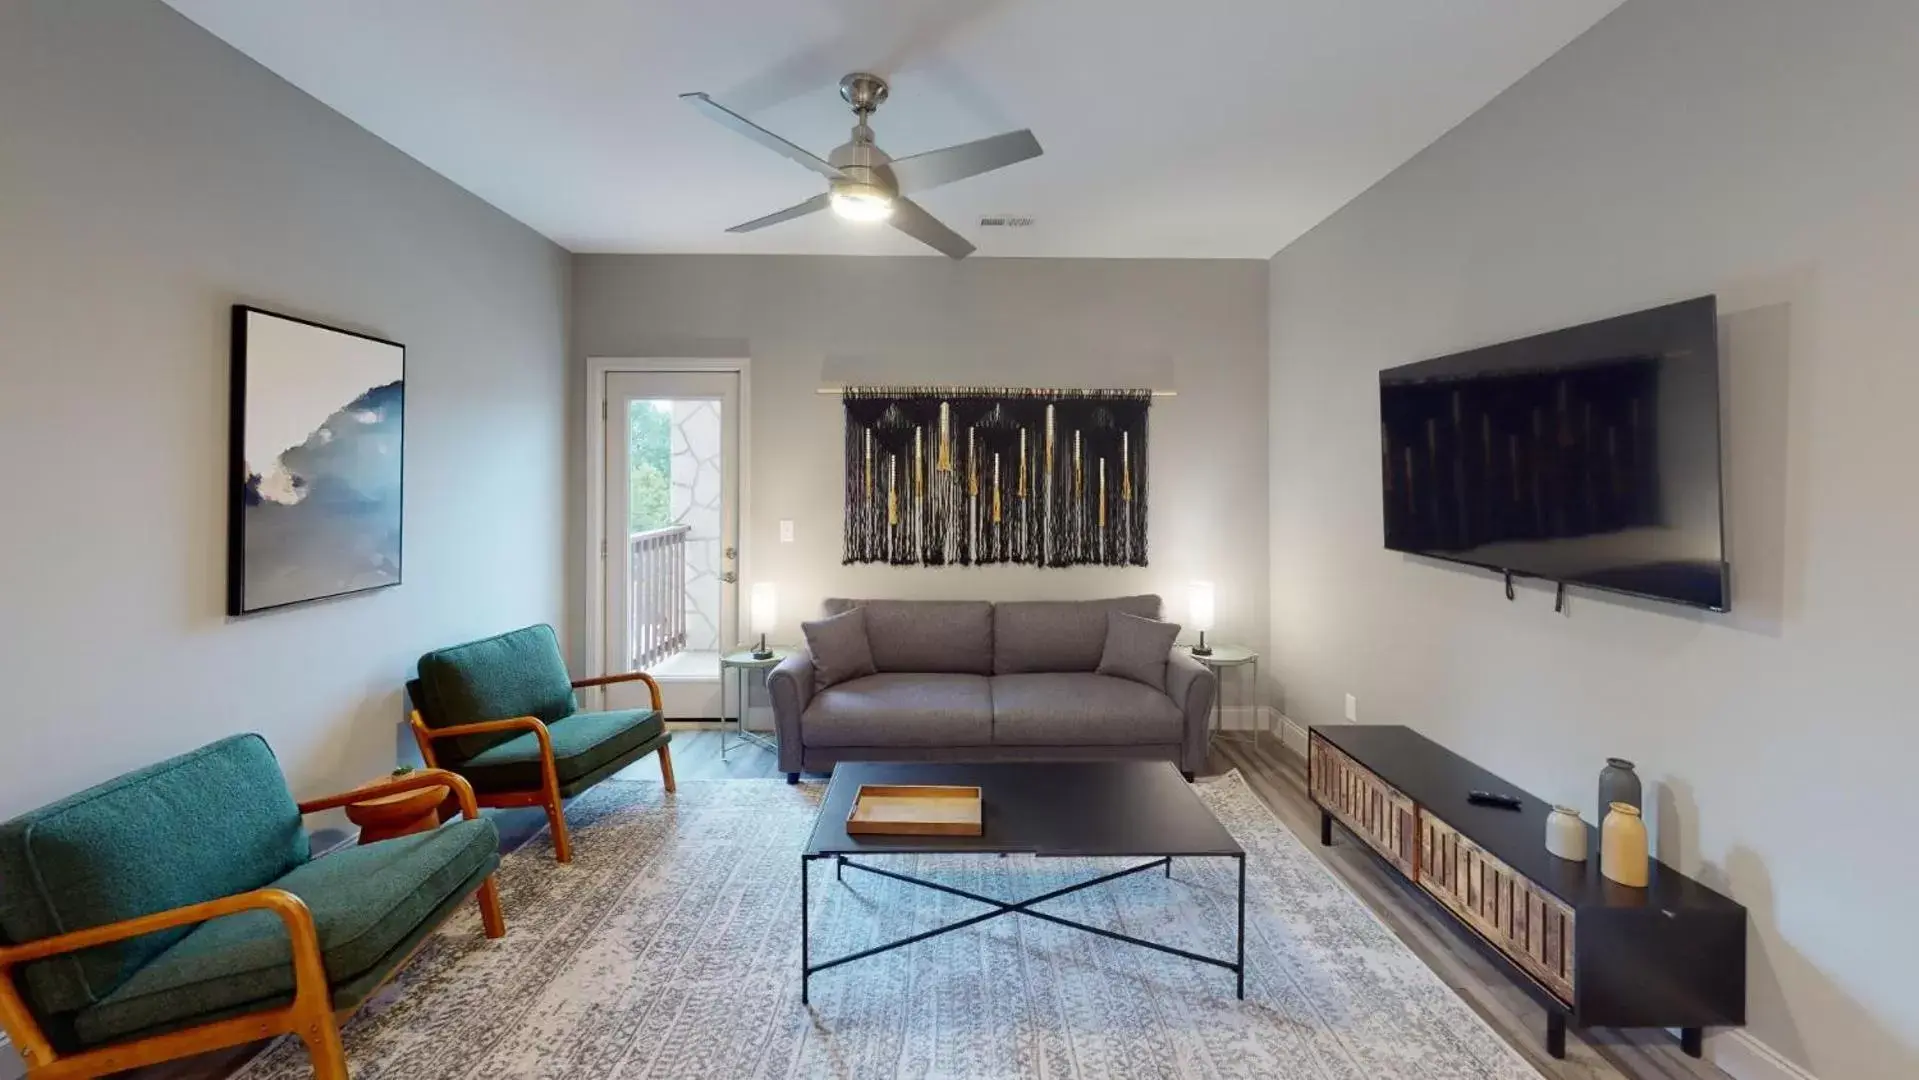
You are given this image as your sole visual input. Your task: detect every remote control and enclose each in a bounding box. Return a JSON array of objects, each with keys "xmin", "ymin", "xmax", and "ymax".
[{"xmin": 1467, "ymin": 790, "xmax": 1523, "ymax": 810}]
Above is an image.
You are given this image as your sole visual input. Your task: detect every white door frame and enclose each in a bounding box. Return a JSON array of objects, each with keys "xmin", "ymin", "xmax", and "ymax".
[{"xmin": 583, "ymin": 357, "xmax": 752, "ymax": 682}]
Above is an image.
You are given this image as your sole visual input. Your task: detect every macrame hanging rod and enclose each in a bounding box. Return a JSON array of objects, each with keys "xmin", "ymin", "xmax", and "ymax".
[{"xmin": 817, "ymin": 386, "xmax": 1176, "ymax": 397}]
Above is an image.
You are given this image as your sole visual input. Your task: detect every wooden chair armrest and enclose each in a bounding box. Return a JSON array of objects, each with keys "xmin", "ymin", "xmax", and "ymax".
[
  {"xmin": 570, "ymin": 670, "xmax": 664, "ymax": 711},
  {"xmin": 0, "ymin": 887, "xmax": 319, "ymax": 970},
  {"xmin": 0, "ymin": 887, "xmax": 330, "ymax": 1069},
  {"xmin": 298, "ymin": 768, "xmax": 480, "ymax": 819}
]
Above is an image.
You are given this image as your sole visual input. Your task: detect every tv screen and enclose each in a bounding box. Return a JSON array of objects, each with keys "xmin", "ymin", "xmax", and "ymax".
[{"xmin": 1379, "ymin": 296, "xmax": 1727, "ymax": 611}]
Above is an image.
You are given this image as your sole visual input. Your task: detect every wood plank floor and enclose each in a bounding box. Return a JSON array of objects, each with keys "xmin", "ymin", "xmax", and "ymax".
[{"xmin": 137, "ymin": 726, "xmax": 1728, "ymax": 1080}]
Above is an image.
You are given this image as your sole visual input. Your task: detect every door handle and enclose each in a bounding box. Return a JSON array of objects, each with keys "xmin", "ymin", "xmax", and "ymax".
[{"xmin": 721, "ymin": 571, "xmax": 738, "ymax": 584}]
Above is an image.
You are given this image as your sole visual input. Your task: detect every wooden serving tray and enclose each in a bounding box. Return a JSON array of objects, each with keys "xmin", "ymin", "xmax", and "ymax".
[{"xmin": 845, "ymin": 784, "xmax": 983, "ymax": 836}]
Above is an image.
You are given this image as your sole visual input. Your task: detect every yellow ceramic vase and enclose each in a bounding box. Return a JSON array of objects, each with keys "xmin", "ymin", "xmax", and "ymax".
[{"xmin": 1600, "ymin": 801, "xmax": 1649, "ymax": 887}]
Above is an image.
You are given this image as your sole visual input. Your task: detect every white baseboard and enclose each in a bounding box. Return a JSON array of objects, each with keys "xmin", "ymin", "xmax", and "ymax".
[
  {"xmin": 1215, "ymin": 704, "xmax": 1265, "ymax": 731},
  {"xmin": 1709, "ymin": 1029, "xmax": 1819, "ymax": 1080},
  {"xmin": 1215, "ymin": 707, "xmax": 1311, "ymax": 759},
  {"xmin": 1277, "ymin": 712, "xmax": 1309, "ymax": 757}
]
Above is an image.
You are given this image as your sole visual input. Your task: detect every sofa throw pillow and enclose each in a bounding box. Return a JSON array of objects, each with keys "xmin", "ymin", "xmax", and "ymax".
[
  {"xmin": 1096, "ymin": 611, "xmax": 1182, "ymax": 690},
  {"xmin": 803, "ymin": 606, "xmax": 878, "ymax": 692}
]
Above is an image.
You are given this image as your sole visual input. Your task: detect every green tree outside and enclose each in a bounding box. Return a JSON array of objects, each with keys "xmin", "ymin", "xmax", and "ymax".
[{"xmin": 628, "ymin": 401, "xmax": 673, "ymax": 533}]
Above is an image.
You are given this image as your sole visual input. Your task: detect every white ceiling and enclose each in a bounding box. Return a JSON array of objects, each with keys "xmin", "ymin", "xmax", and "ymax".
[{"xmin": 165, "ymin": 0, "xmax": 1621, "ymax": 259}]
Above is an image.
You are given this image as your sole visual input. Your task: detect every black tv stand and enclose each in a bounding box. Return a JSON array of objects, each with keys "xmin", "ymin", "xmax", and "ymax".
[{"xmin": 1308, "ymin": 725, "xmax": 1745, "ymax": 1060}]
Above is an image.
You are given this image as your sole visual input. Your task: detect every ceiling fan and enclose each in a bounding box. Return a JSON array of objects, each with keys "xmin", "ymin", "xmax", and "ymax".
[{"xmin": 681, "ymin": 73, "xmax": 1042, "ymax": 259}]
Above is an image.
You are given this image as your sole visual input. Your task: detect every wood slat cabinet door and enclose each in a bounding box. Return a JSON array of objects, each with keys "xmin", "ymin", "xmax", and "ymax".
[
  {"xmin": 1417, "ymin": 811, "xmax": 1577, "ymax": 1004},
  {"xmin": 1309, "ymin": 734, "xmax": 1418, "ymax": 876}
]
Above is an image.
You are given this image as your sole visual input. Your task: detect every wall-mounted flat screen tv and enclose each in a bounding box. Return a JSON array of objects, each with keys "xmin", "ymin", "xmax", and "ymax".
[{"xmin": 1379, "ymin": 296, "xmax": 1727, "ymax": 611}]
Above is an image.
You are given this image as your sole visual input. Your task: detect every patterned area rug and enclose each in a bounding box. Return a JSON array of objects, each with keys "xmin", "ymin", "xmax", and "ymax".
[{"xmin": 233, "ymin": 773, "xmax": 1540, "ymax": 1079}]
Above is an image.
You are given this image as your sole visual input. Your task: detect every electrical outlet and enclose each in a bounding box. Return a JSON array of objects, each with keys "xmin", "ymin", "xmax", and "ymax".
[
  {"xmin": 779, "ymin": 519, "xmax": 795, "ymax": 543},
  {"xmin": 1344, "ymin": 693, "xmax": 1358, "ymax": 722}
]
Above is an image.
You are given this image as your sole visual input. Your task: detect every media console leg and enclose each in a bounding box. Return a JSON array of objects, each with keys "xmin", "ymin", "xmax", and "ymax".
[
  {"xmin": 1681, "ymin": 1027, "xmax": 1704, "ymax": 1059},
  {"xmin": 1546, "ymin": 1012, "xmax": 1566, "ymax": 1060},
  {"xmin": 1319, "ymin": 808, "xmax": 1333, "ymax": 847}
]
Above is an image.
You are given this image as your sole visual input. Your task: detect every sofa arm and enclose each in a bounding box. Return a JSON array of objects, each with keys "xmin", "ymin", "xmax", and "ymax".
[
  {"xmin": 1166, "ymin": 651, "xmax": 1217, "ymax": 774},
  {"xmin": 766, "ymin": 649, "xmax": 815, "ymax": 774}
]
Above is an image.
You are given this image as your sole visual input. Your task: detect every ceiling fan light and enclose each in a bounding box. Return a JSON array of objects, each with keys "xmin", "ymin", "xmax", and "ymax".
[{"xmin": 829, "ymin": 183, "xmax": 894, "ymax": 223}]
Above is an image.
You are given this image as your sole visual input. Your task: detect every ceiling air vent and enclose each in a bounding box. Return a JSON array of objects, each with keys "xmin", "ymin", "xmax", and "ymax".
[{"xmin": 978, "ymin": 214, "xmax": 1036, "ymax": 228}]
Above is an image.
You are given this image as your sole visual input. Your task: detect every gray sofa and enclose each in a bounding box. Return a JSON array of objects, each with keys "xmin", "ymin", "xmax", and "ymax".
[{"xmin": 767, "ymin": 595, "xmax": 1216, "ymax": 781}]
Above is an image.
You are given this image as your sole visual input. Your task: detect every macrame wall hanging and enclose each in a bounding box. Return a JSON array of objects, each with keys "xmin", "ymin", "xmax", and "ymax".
[{"xmin": 843, "ymin": 387, "xmax": 1151, "ymax": 567}]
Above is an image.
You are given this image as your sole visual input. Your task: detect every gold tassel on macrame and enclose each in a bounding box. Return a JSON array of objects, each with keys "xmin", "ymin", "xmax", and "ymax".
[
  {"xmin": 1121, "ymin": 432, "xmax": 1132, "ymax": 501},
  {"xmin": 938, "ymin": 402, "xmax": 952, "ymax": 472},
  {"xmin": 914, "ymin": 428, "xmax": 924, "ymax": 500},
  {"xmin": 1073, "ymin": 432, "xmax": 1083, "ymax": 499},
  {"xmin": 992, "ymin": 455, "xmax": 1002, "ymax": 523},
  {"xmin": 888, "ymin": 456, "xmax": 898, "ymax": 526},
  {"xmin": 968, "ymin": 429, "xmax": 978, "ymax": 497},
  {"xmin": 864, "ymin": 430, "xmax": 874, "ymax": 499},
  {"xmin": 1045, "ymin": 405, "xmax": 1055, "ymax": 478},
  {"xmin": 1018, "ymin": 429, "xmax": 1028, "ymax": 498},
  {"xmin": 1098, "ymin": 457, "xmax": 1107, "ymax": 528}
]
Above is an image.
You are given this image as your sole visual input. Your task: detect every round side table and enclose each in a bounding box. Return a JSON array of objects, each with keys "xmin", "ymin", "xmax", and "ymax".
[
  {"xmin": 722, "ymin": 647, "xmax": 792, "ymax": 758},
  {"xmin": 1181, "ymin": 645, "xmax": 1261, "ymax": 748},
  {"xmin": 344, "ymin": 779, "xmax": 449, "ymax": 845}
]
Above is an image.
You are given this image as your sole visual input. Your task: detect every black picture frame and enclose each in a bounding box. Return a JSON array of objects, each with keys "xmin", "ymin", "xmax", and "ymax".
[{"xmin": 226, "ymin": 305, "xmax": 407, "ymax": 616}]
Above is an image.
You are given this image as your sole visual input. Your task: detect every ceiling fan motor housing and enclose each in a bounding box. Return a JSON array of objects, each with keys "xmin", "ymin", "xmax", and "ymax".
[{"xmin": 829, "ymin": 136, "xmax": 897, "ymax": 202}]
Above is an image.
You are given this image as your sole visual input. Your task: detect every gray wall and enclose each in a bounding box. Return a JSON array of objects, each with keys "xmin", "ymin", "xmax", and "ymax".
[
  {"xmin": 572, "ymin": 255, "xmax": 1270, "ymax": 673},
  {"xmin": 0, "ymin": 0, "xmax": 570, "ymax": 826},
  {"xmin": 1267, "ymin": 2, "xmax": 1917, "ymax": 1078}
]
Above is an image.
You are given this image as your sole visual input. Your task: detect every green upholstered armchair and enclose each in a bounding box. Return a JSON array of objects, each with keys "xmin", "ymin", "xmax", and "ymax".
[
  {"xmin": 407, "ymin": 624, "xmax": 674, "ymax": 864},
  {"xmin": 0, "ymin": 734, "xmax": 504, "ymax": 1080}
]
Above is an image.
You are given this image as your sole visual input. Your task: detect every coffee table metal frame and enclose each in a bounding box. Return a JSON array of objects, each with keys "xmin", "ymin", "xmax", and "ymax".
[{"xmin": 798, "ymin": 763, "xmax": 1246, "ymax": 1005}]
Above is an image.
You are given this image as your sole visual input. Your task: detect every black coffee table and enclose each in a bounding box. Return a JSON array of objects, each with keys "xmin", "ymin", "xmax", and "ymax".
[{"xmin": 800, "ymin": 761, "xmax": 1247, "ymax": 1004}]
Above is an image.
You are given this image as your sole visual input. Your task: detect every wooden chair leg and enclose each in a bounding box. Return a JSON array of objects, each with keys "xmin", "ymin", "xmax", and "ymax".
[
  {"xmin": 545, "ymin": 795, "xmax": 573, "ymax": 863},
  {"xmin": 299, "ymin": 1010, "xmax": 349, "ymax": 1080},
  {"xmin": 657, "ymin": 744, "xmax": 677, "ymax": 793},
  {"xmin": 476, "ymin": 875, "xmax": 506, "ymax": 939}
]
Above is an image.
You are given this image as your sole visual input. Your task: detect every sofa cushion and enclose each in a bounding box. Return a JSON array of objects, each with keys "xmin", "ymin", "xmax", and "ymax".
[
  {"xmin": 453, "ymin": 709, "xmax": 664, "ymax": 793},
  {"xmin": 802, "ymin": 674, "xmax": 993, "ymax": 747},
  {"xmin": 0, "ymin": 734, "xmax": 309, "ymax": 1018},
  {"xmin": 990, "ymin": 673, "xmax": 1184, "ymax": 746},
  {"xmin": 822, "ymin": 599, "xmax": 993, "ymax": 675},
  {"xmin": 415, "ymin": 624, "xmax": 579, "ymax": 762},
  {"xmin": 72, "ymin": 818, "xmax": 499, "ymax": 1048},
  {"xmin": 1096, "ymin": 611, "xmax": 1183, "ymax": 691},
  {"xmin": 992, "ymin": 596, "xmax": 1162, "ymax": 674},
  {"xmin": 802, "ymin": 607, "xmax": 878, "ymax": 691}
]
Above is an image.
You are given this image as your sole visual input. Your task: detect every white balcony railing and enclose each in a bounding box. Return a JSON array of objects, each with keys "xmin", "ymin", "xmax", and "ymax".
[{"xmin": 629, "ymin": 524, "xmax": 691, "ymax": 671}]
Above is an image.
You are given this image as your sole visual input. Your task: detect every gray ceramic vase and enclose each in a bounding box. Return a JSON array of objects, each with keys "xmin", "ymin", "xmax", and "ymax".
[{"xmin": 1598, "ymin": 758, "xmax": 1641, "ymax": 827}]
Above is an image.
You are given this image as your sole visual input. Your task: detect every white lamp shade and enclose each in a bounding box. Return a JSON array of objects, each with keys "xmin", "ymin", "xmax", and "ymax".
[
  {"xmin": 750, "ymin": 582, "xmax": 778, "ymax": 636},
  {"xmin": 1187, "ymin": 581, "xmax": 1216, "ymax": 632}
]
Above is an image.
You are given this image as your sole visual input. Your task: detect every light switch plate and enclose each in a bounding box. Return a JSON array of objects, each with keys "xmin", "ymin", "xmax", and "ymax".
[
  {"xmin": 779, "ymin": 519, "xmax": 795, "ymax": 543},
  {"xmin": 1344, "ymin": 693, "xmax": 1358, "ymax": 722}
]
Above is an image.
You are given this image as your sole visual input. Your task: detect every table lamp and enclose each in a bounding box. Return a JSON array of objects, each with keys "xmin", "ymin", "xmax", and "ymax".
[
  {"xmin": 1188, "ymin": 581, "xmax": 1215, "ymax": 656},
  {"xmin": 750, "ymin": 582, "xmax": 778, "ymax": 660}
]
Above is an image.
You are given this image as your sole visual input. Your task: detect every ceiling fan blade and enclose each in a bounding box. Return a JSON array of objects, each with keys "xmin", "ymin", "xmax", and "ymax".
[
  {"xmin": 680, "ymin": 92, "xmax": 844, "ymax": 180},
  {"xmin": 887, "ymin": 129, "xmax": 1042, "ymax": 194},
  {"xmin": 726, "ymin": 193, "xmax": 832, "ymax": 233},
  {"xmin": 888, "ymin": 197, "xmax": 975, "ymax": 259}
]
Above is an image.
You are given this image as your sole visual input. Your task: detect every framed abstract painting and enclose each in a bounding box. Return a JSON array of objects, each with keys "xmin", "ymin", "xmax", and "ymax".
[{"xmin": 227, "ymin": 305, "xmax": 405, "ymax": 615}]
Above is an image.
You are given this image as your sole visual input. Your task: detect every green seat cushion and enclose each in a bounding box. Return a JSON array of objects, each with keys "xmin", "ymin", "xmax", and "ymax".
[
  {"xmin": 71, "ymin": 817, "xmax": 499, "ymax": 1048},
  {"xmin": 0, "ymin": 735, "xmax": 308, "ymax": 1019},
  {"xmin": 453, "ymin": 709, "xmax": 665, "ymax": 793},
  {"xmin": 415, "ymin": 624, "xmax": 579, "ymax": 762}
]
